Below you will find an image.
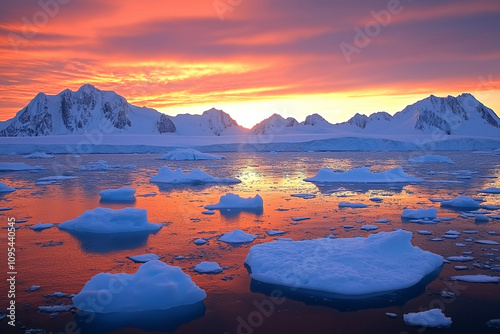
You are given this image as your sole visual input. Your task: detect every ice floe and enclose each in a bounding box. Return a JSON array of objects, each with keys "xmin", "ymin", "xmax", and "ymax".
[
  {"xmin": 441, "ymin": 196, "xmax": 480, "ymax": 210},
  {"xmin": 194, "ymin": 262, "xmax": 223, "ymax": 274},
  {"xmin": 100, "ymin": 187, "xmax": 136, "ymax": 202},
  {"xmin": 450, "ymin": 274, "xmax": 500, "ymax": 283},
  {"xmin": 73, "ymin": 260, "xmax": 206, "ymax": 312},
  {"xmin": 401, "ymin": 208, "xmax": 437, "ymax": 219},
  {"xmin": 304, "ymin": 166, "xmax": 422, "ymax": 183},
  {"xmin": 160, "ymin": 148, "xmax": 223, "ymax": 160},
  {"xmin": 151, "ymin": 167, "xmax": 240, "ymax": 184},
  {"xmin": 338, "ymin": 202, "xmax": 368, "ymax": 208},
  {"xmin": 219, "ymin": 229, "xmax": 257, "ymax": 244},
  {"xmin": 30, "ymin": 223, "xmax": 55, "ymax": 231},
  {"xmin": 245, "ymin": 230, "xmax": 443, "ymax": 296},
  {"xmin": 475, "ymin": 240, "xmax": 500, "ymax": 245},
  {"xmin": 58, "ymin": 208, "xmax": 162, "ymax": 233},
  {"xmin": 403, "ymin": 309, "xmax": 451, "ymax": 328},
  {"xmin": 127, "ymin": 254, "xmax": 161, "ymax": 263},
  {"xmin": 0, "ymin": 182, "xmax": 15, "ymax": 193},
  {"xmin": 0, "ymin": 162, "xmax": 44, "ymax": 171},
  {"xmin": 408, "ymin": 155, "xmax": 454, "ymax": 164},
  {"xmin": 477, "ymin": 187, "xmax": 500, "ymax": 194}
]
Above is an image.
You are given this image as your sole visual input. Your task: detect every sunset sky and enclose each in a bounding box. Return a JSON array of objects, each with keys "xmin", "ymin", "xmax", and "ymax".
[{"xmin": 0, "ymin": 0, "xmax": 499, "ymax": 128}]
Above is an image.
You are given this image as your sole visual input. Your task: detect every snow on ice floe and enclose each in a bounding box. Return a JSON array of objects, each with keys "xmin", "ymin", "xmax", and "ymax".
[
  {"xmin": 403, "ymin": 309, "xmax": 452, "ymax": 328},
  {"xmin": 73, "ymin": 260, "xmax": 206, "ymax": 313},
  {"xmin": 0, "ymin": 182, "xmax": 15, "ymax": 192},
  {"xmin": 205, "ymin": 193, "xmax": 263, "ymax": 211},
  {"xmin": 151, "ymin": 166, "xmax": 240, "ymax": 184},
  {"xmin": 219, "ymin": 229, "xmax": 257, "ymax": 244},
  {"xmin": 30, "ymin": 223, "xmax": 55, "ymax": 231},
  {"xmin": 23, "ymin": 152, "xmax": 54, "ymax": 159},
  {"xmin": 441, "ymin": 196, "xmax": 480, "ymax": 210},
  {"xmin": 127, "ymin": 254, "xmax": 161, "ymax": 263},
  {"xmin": 339, "ymin": 202, "xmax": 368, "ymax": 208},
  {"xmin": 160, "ymin": 148, "xmax": 224, "ymax": 160},
  {"xmin": 0, "ymin": 162, "xmax": 44, "ymax": 171},
  {"xmin": 408, "ymin": 155, "xmax": 454, "ymax": 164},
  {"xmin": 450, "ymin": 275, "xmax": 500, "ymax": 283},
  {"xmin": 79, "ymin": 160, "xmax": 135, "ymax": 171},
  {"xmin": 245, "ymin": 230, "xmax": 443, "ymax": 296},
  {"xmin": 304, "ymin": 166, "xmax": 422, "ymax": 184},
  {"xmin": 401, "ymin": 208, "xmax": 437, "ymax": 220},
  {"xmin": 100, "ymin": 187, "xmax": 136, "ymax": 202},
  {"xmin": 477, "ymin": 187, "xmax": 500, "ymax": 194},
  {"xmin": 194, "ymin": 262, "xmax": 223, "ymax": 274},
  {"xmin": 58, "ymin": 208, "xmax": 162, "ymax": 233}
]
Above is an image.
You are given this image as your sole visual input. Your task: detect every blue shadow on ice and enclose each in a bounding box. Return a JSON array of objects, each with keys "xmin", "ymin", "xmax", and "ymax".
[
  {"xmin": 248, "ymin": 265, "xmax": 443, "ymax": 312},
  {"xmin": 75, "ymin": 301, "xmax": 206, "ymax": 333},
  {"xmin": 65, "ymin": 230, "xmax": 158, "ymax": 253}
]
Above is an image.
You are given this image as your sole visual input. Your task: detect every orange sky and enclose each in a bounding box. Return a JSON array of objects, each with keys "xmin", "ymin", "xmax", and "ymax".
[{"xmin": 0, "ymin": 0, "xmax": 499, "ymax": 128}]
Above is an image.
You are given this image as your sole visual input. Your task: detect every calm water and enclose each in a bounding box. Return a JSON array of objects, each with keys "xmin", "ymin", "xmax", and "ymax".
[{"xmin": 0, "ymin": 151, "xmax": 499, "ymax": 334}]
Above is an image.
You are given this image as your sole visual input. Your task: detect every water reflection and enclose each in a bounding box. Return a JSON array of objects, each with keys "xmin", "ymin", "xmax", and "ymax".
[
  {"xmin": 75, "ymin": 302, "xmax": 206, "ymax": 333},
  {"xmin": 312, "ymin": 183, "xmax": 407, "ymax": 194},
  {"xmin": 249, "ymin": 265, "xmax": 442, "ymax": 312},
  {"xmin": 64, "ymin": 230, "xmax": 158, "ymax": 253}
]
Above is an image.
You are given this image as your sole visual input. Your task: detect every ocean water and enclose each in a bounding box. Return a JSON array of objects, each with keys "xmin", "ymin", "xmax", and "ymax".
[{"xmin": 0, "ymin": 151, "xmax": 499, "ymax": 334}]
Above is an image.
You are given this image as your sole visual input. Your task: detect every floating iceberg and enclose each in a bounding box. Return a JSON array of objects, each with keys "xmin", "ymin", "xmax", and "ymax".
[
  {"xmin": 100, "ymin": 187, "xmax": 136, "ymax": 202},
  {"xmin": 0, "ymin": 182, "xmax": 15, "ymax": 193},
  {"xmin": 245, "ymin": 230, "xmax": 443, "ymax": 296},
  {"xmin": 193, "ymin": 262, "xmax": 223, "ymax": 274},
  {"xmin": 338, "ymin": 202, "xmax": 368, "ymax": 208},
  {"xmin": 219, "ymin": 229, "xmax": 257, "ymax": 244},
  {"xmin": 205, "ymin": 193, "xmax": 263, "ymax": 210},
  {"xmin": 0, "ymin": 162, "xmax": 44, "ymax": 171},
  {"xmin": 304, "ymin": 166, "xmax": 422, "ymax": 183},
  {"xmin": 441, "ymin": 196, "xmax": 480, "ymax": 210},
  {"xmin": 58, "ymin": 208, "xmax": 162, "ymax": 233},
  {"xmin": 408, "ymin": 155, "xmax": 454, "ymax": 164},
  {"xmin": 23, "ymin": 152, "xmax": 54, "ymax": 159},
  {"xmin": 477, "ymin": 187, "xmax": 500, "ymax": 194},
  {"xmin": 403, "ymin": 309, "xmax": 452, "ymax": 328},
  {"xmin": 160, "ymin": 148, "xmax": 223, "ymax": 160},
  {"xmin": 151, "ymin": 167, "xmax": 240, "ymax": 184},
  {"xmin": 73, "ymin": 260, "xmax": 206, "ymax": 313},
  {"xmin": 401, "ymin": 208, "xmax": 437, "ymax": 219}
]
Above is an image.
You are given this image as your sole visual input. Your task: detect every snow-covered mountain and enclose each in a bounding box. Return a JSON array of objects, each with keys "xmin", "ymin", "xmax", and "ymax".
[
  {"xmin": 1, "ymin": 86, "xmax": 499, "ymax": 138},
  {"xmin": 337, "ymin": 94, "xmax": 500, "ymax": 136},
  {"xmin": 0, "ymin": 84, "xmax": 248, "ymax": 137}
]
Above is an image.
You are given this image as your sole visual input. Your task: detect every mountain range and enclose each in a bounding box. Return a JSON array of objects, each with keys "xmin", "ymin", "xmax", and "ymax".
[{"xmin": 1, "ymin": 84, "xmax": 499, "ymax": 137}]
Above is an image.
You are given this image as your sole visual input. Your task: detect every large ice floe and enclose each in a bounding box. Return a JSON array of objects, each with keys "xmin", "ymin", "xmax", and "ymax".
[
  {"xmin": 0, "ymin": 162, "xmax": 44, "ymax": 171},
  {"xmin": 0, "ymin": 182, "xmax": 15, "ymax": 193},
  {"xmin": 73, "ymin": 260, "xmax": 206, "ymax": 313},
  {"xmin": 205, "ymin": 193, "xmax": 263, "ymax": 211},
  {"xmin": 440, "ymin": 196, "xmax": 481, "ymax": 210},
  {"xmin": 408, "ymin": 155, "xmax": 454, "ymax": 164},
  {"xmin": 245, "ymin": 230, "xmax": 443, "ymax": 296},
  {"xmin": 58, "ymin": 208, "xmax": 161, "ymax": 233},
  {"xmin": 151, "ymin": 167, "xmax": 240, "ymax": 184},
  {"xmin": 100, "ymin": 187, "xmax": 136, "ymax": 202},
  {"xmin": 160, "ymin": 148, "xmax": 224, "ymax": 160},
  {"xmin": 304, "ymin": 166, "xmax": 422, "ymax": 183},
  {"xmin": 403, "ymin": 309, "xmax": 452, "ymax": 328}
]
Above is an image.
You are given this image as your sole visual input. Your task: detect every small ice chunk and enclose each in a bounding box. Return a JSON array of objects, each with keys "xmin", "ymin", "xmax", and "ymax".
[
  {"xmin": 151, "ymin": 167, "xmax": 240, "ymax": 184},
  {"xmin": 454, "ymin": 266, "xmax": 468, "ymax": 270},
  {"xmin": 386, "ymin": 312, "xmax": 397, "ymax": 318},
  {"xmin": 127, "ymin": 254, "xmax": 161, "ymax": 263},
  {"xmin": 418, "ymin": 230, "xmax": 432, "ymax": 235},
  {"xmin": 194, "ymin": 238, "xmax": 207, "ymax": 245},
  {"xmin": 338, "ymin": 202, "xmax": 368, "ymax": 208},
  {"xmin": 403, "ymin": 308, "xmax": 451, "ymax": 328},
  {"xmin": 360, "ymin": 225, "xmax": 379, "ymax": 231},
  {"xmin": 401, "ymin": 208, "xmax": 437, "ymax": 219},
  {"xmin": 450, "ymin": 275, "xmax": 500, "ymax": 283},
  {"xmin": 266, "ymin": 230, "xmax": 287, "ymax": 236},
  {"xmin": 38, "ymin": 304, "xmax": 74, "ymax": 313},
  {"xmin": 441, "ymin": 291, "xmax": 455, "ymax": 298},
  {"xmin": 475, "ymin": 240, "xmax": 500, "ymax": 245},
  {"xmin": 44, "ymin": 292, "xmax": 69, "ymax": 298},
  {"xmin": 409, "ymin": 155, "xmax": 454, "ymax": 164},
  {"xmin": 0, "ymin": 182, "xmax": 16, "ymax": 193},
  {"xmin": 369, "ymin": 197, "xmax": 383, "ymax": 202},
  {"xmin": 487, "ymin": 319, "xmax": 500, "ymax": 329},
  {"xmin": 477, "ymin": 187, "xmax": 500, "ymax": 194},
  {"xmin": 445, "ymin": 256, "xmax": 474, "ymax": 262},
  {"xmin": 375, "ymin": 219, "xmax": 389, "ymax": 223},
  {"xmin": 219, "ymin": 229, "xmax": 257, "ymax": 244},
  {"xmin": 30, "ymin": 223, "xmax": 55, "ymax": 231},
  {"xmin": 475, "ymin": 215, "xmax": 489, "ymax": 223},
  {"xmin": 445, "ymin": 230, "xmax": 460, "ymax": 235},
  {"xmin": 160, "ymin": 148, "xmax": 224, "ymax": 161},
  {"xmin": 99, "ymin": 187, "xmax": 136, "ymax": 202},
  {"xmin": 194, "ymin": 262, "xmax": 223, "ymax": 274},
  {"xmin": 202, "ymin": 210, "xmax": 215, "ymax": 215},
  {"xmin": 291, "ymin": 217, "xmax": 310, "ymax": 221},
  {"xmin": 26, "ymin": 285, "xmax": 41, "ymax": 291},
  {"xmin": 290, "ymin": 193, "xmax": 316, "ymax": 199}
]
